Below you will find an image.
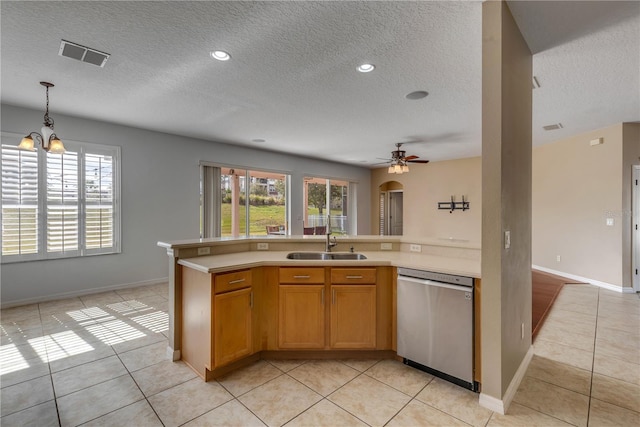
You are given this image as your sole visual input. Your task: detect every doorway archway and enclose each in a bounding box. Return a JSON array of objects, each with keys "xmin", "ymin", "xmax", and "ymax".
[{"xmin": 378, "ymin": 181, "xmax": 404, "ymax": 235}]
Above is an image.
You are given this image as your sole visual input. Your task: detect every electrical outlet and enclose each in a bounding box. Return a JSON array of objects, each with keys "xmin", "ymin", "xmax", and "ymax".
[
  {"xmin": 197, "ymin": 247, "xmax": 210, "ymax": 255},
  {"xmin": 504, "ymin": 230, "xmax": 511, "ymax": 249},
  {"xmin": 409, "ymin": 244, "xmax": 421, "ymax": 253},
  {"xmin": 556, "ymin": 255, "xmax": 561, "ymax": 262},
  {"xmin": 606, "ymin": 218, "xmax": 614, "ymax": 226},
  {"xmin": 380, "ymin": 242, "xmax": 393, "ymax": 250},
  {"xmin": 257, "ymin": 242, "xmax": 269, "ymax": 250}
]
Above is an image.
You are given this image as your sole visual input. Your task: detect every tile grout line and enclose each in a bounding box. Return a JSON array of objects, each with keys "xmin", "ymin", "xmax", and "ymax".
[
  {"xmin": 112, "ymin": 349, "xmax": 167, "ymax": 427},
  {"xmin": 39, "ymin": 302, "xmax": 63, "ymax": 427},
  {"xmin": 585, "ymin": 288, "xmax": 601, "ymax": 427}
]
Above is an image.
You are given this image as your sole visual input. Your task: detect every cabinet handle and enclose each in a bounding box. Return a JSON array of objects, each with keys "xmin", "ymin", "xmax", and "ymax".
[
  {"xmin": 293, "ymin": 275, "xmax": 311, "ymax": 279},
  {"xmin": 228, "ymin": 278, "xmax": 246, "ymax": 285},
  {"xmin": 345, "ymin": 275, "xmax": 363, "ymax": 279},
  {"xmin": 321, "ymin": 288, "xmax": 325, "ymax": 305},
  {"xmin": 332, "ymin": 289, "xmax": 336, "ymax": 305},
  {"xmin": 250, "ymin": 291, "xmax": 253, "ymax": 308}
]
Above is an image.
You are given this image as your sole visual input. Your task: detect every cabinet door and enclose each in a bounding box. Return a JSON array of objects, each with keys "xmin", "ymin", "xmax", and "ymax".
[
  {"xmin": 330, "ymin": 285, "xmax": 376, "ymax": 349},
  {"xmin": 278, "ymin": 285, "xmax": 325, "ymax": 349},
  {"xmin": 214, "ymin": 287, "xmax": 252, "ymax": 368}
]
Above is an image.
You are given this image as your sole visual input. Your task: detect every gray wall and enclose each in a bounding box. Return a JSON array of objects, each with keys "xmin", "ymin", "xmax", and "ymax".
[
  {"xmin": 481, "ymin": 0, "xmax": 532, "ymax": 405},
  {"xmin": 1, "ymin": 104, "xmax": 371, "ymax": 306}
]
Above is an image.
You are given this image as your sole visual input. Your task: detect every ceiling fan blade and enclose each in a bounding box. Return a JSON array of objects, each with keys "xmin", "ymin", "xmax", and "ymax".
[
  {"xmin": 407, "ymin": 159, "xmax": 430, "ymax": 164},
  {"xmin": 404, "ymin": 155, "xmax": 419, "ymax": 161},
  {"xmin": 370, "ymin": 160, "xmax": 391, "ymax": 166}
]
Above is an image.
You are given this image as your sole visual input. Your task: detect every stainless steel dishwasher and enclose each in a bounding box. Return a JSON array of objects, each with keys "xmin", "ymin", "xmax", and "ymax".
[{"xmin": 397, "ymin": 267, "xmax": 477, "ymax": 391}]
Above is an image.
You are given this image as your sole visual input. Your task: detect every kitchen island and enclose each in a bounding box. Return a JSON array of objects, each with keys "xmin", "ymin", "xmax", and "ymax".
[{"xmin": 158, "ymin": 235, "xmax": 481, "ymax": 382}]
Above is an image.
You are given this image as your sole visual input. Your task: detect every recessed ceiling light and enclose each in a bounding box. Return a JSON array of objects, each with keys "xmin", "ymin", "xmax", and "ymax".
[
  {"xmin": 356, "ymin": 63, "xmax": 375, "ymax": 73},
  {"xmin": 406, "ymin": 91, "xmax": 429, "ymax": 100},
  {"xmin": 210, "ymin": 50, "xmax": 231, "ymax": 61}
]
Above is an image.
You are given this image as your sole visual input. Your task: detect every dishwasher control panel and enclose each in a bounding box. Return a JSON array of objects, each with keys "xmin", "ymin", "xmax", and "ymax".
[{"xmin": 397, "ymin": 267, "xmax": 473, "ymax": 287}]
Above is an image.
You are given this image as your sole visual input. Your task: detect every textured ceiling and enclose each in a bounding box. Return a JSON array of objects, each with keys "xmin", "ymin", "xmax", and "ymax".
[{"xmin": 1, "ymin": 1, "xmax": 638, "ymax": 167}]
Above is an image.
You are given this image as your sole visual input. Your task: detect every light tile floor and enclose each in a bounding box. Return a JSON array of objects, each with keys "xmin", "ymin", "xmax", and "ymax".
[{"xmin": 1, "ymin": 283, "xmax": 639, "ymax": 426}]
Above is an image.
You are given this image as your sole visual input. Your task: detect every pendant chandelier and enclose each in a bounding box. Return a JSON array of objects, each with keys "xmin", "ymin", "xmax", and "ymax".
[{"xmin": 18, "ymin": 81, "xmax": 66, "ymax": 154}]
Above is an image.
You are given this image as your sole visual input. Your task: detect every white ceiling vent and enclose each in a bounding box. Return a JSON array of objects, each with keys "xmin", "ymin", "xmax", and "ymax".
[
  {"xmin": 58, "ymin": 40, "xmax": 110, "ymax": 67},
  {"xmin": 542, "ymin": 123, "xmax": 563, "ymax": 131}
]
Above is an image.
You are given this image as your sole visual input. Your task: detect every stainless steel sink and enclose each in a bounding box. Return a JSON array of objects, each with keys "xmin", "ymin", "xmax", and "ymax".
[{"xmin": 286, "ymin": 252, "xmax": 367, "ymax": 260}]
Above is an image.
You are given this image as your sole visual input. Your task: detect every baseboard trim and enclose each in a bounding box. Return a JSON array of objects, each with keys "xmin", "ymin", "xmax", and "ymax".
[
  {"xmin": 167, "ymin": 346, "xmax": 181, "ymax": 361},
  {"xmin": 532, "ymin": 265, "xmax": 631, "ymax": 293},
  {"xmin": 479, "ymin": 345, "xmax": 533, "ymax": 415},
  {"xmin": 0, "ymin": 277, "xmax": 169, "ymax": 309}
]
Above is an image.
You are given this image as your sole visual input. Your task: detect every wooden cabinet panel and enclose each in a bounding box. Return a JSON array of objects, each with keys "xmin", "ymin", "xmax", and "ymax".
[
  {"xmin": 181, "ymin": 267, "xmax": 213, "ymax": 378},
  {"xmin": 331, "ymin": 268, "xmax": 377, "ymax": 284},
  {"xmin": 214, "ymin": 287, "xmax": 252, "ymax": 368},
  {"xmin": 215, "ymin": 269, "xmax": 252, "ymax": 294},
  {"xmin": 330, "ymin": 285, "xmax": 376, "ymax": 349},
  {"xmin": 278, "ymin": 285, "xmax": 325, "ymax": 348},
  {"xmin": 279, "ymin": 267, "xmax": 324, "ymax": 284}
]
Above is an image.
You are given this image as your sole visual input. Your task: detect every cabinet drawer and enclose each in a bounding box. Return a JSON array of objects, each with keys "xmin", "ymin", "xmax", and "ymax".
[
  {"xmin": 215, "ymin": 269, "xmax": 252, "ymax": 294},
  {"xmin": 331, "ymin": 268, "xmax": 377, "ymax": 284},
  {"xmin": 279, "ymin": 267, "xmax": 324, "ymax": 284}
]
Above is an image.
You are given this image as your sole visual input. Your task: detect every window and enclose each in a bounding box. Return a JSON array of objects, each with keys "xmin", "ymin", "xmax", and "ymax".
[
  {"xmin": 1, "ymin": 133, "xmax": 120, "ymax": 262},
  {"xmin": 303, "ymin": 177, "xmax": 351, "ymax": 235},
  {"xmin": 201, "ymin": 164, "xmax": 289, "ymax": 238}
]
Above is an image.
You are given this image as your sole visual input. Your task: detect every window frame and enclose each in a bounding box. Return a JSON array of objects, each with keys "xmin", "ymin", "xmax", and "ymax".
[
  {"xmin": 303, "ymin": 175, "xmax": 357, "ymax": 235},
  {"xmin": 1, "ymin": 132, "xmax": 121, "ymax": 263},
  {"xmin": 200, "ymin": 162, "xmax": 291, "ymax": 238}
]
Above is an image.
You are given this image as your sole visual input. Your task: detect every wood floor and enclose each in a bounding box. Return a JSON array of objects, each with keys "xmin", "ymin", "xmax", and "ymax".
[{"xmin": 532, "ymin": 269, "xmax": 586, "ymax": 339}]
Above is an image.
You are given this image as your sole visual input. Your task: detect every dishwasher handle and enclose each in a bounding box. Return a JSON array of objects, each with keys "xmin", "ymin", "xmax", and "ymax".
[{"xmin": 397, "ymin": 275, "xmax": 473, "ymax": 293}]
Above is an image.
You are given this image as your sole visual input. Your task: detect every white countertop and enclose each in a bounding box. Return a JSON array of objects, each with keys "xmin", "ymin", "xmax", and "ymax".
[{"xmin": 178, "ymin": 250, "xmax": 481, "ymax": 278}]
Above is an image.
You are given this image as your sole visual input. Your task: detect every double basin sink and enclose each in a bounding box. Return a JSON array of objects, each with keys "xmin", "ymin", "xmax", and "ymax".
[{"xmin": 286, "ymin": 252, "xmax": 367, "ymax": 260}]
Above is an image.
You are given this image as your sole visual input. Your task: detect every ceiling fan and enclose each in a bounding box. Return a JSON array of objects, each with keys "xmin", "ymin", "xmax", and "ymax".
[{"xmin": 376, "ymin": 143, "xmax": 429, "ymax": 174}]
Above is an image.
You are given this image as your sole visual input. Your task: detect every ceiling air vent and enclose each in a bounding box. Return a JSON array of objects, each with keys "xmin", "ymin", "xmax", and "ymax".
[
  {"xmin": 58, "ymin": 40, "xmax": 110, "ymax": 67},
  {"xmin": 542, "ymin": 123, "xmax": 563, "ymax": 131}
]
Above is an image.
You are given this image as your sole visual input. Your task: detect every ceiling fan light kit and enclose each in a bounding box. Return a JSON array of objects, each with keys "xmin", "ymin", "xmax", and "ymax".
[
  {"xmin": 18, "ymin": 81, "xmax": 66, "ymax": 154},
  {"xmin": 385, "ymin": 142, "xmax": 429, "ymax": 174}
]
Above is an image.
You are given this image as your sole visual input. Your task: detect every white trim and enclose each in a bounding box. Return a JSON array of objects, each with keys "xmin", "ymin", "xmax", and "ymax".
[
  {"xmin": 167, "ymin": 346, "xmax": 181, "ymax": 361},
  {"xmin": 532, "ymin": 265, "xmax": 632, "ymax": 293},
  {"xmin": 0, "ymin": 277, "xmax": 169, "ymax": 309},
  {"xmin": 479, "ymin": 345, "xmax": 534, "ymax": 415},
  {"xmin": 633, "ymin": 165, "xmax": 639, "ymax": 292}
]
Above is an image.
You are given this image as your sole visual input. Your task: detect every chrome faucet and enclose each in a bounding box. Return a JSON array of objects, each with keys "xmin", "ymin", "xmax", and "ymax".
[
  {"xmin": 326, "ymin": 230, "xmax": 337, "ymax": 252},
  {"xmin": 325, "ymin": 214, "xmax": 337, "ymax": 252}
]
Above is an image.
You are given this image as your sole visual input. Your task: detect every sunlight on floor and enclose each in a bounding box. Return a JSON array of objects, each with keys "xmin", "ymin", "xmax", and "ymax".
[
  {"xmin": 0, "ymin": 343, "xmax": 30, "ymax": 375},
  {"xmin": 1, "ymin": 296, "xmax": 169, "ymax": 376},
  {"xmin": 28, "ymin": 331, "xmax": 96, "ymax": 363},
  {"xmin": 132, "ymin": 311, "xmax": 169, "ymax": 333}
]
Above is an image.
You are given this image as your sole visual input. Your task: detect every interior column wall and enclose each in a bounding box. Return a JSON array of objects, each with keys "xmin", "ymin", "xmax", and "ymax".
[{"xmin": 481, "ymin": 0, "xmax": 532, "ymax": 409}]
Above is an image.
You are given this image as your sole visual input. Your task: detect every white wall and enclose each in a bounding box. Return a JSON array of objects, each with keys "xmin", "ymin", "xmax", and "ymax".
[
  {"xmin": 0, "ymin": 104, "xmax": 371, "ymax": 305},
  {"xmin": 532, "ymin": 122, "xmax": 640, "ymax": 289}
]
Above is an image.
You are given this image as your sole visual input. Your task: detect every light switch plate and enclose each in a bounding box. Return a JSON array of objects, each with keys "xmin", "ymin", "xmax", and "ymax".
[
  {"xmin": 409, "ymin": 244, "xmax": 421, "ymax": 253},
  {"xmin": 197, "ymin": 247, "xmax": 210, "ymax": 255},
  {"xmin": 257, "ymin": 242, "xmax": 269, "ymax": 250},
  {"xmin": 606, "ymin": 218, "xmax": 614, "ymax": 226},
  {"xmin": 504, "ymin": 231, "xmax": 511, "ymax": 249}
]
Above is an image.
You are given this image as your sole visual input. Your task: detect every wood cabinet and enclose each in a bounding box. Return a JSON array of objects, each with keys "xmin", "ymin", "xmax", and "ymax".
[
  {"xmin": 278, "ymin": 268, "xmax": 325, "ymax": 348},
  {"xmin": 214, "ymin": 287, "xmax": 252, "ymax": 367},
  {"xmin": 179, "ymin": 263, "xmax": 408, "ymax": 381},
  {"xmin": 330, "ymin": 268, "xmax": 377, "ymax": 349},
  {"xmin": 181, "ymin": 268, "xmax": 253, "ymax": 379},
  {"xmin": 277, "ymin": 267, "xmax": 377, "ymax": 350}
]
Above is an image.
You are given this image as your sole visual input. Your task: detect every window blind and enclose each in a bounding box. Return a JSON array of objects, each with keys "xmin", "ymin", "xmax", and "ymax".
[{"xmin": 1, "ymin": 134, "xmax": 120, "ymax": 262}]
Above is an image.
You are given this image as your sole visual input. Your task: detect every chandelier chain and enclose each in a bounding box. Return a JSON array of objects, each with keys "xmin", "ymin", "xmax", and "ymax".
[{"xmin": 43, "ymin": 85, "xmax": 54, "ymax": 129}]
